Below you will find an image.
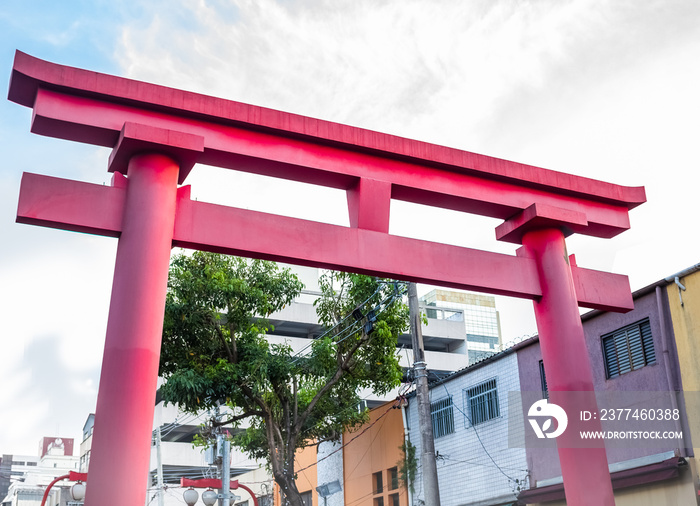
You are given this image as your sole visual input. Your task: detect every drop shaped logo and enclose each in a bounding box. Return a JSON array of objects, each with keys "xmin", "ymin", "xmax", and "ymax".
[{"xmin": 528, "ymin": 399, "xmax": 568, "ymax": 439}]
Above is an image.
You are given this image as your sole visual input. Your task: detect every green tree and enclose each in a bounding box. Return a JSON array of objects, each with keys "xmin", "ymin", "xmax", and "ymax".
[{"xmin": 159, "ymin": 251, "xmax": 408, "ymax": 506}]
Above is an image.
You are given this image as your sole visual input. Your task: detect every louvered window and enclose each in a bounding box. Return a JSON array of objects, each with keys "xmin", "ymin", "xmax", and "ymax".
[
  {"xmin": 430, "ymin": 396, "xmax": 454, "ymax": 438},
  {"xmin": 464, "ymin": 378, "xmax": 500, "ymax": 426},
  {"xmin": 602, "ymin": 319, "xmax": 656, "ymax": 379},
  {"xmin": 539, "ymin": 360, "xmax": 549, "ymax": 399}
]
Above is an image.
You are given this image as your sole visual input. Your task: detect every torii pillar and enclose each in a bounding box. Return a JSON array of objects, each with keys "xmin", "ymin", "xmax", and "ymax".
[
  {"xmin": 86, "ymin": 126, "xmax": 203, "ymax": 505},
  {"xmin": 9, "ymin": 51, "xmax": 645, "ymax": 506},
  {"xmin": 498, "ymin": 206, "xmax": 616, "ymax": 505}
]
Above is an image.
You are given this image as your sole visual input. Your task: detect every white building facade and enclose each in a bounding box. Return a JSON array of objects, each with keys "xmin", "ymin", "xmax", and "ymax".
[{"xmin": 407, "ymin": 349, "xmax": 528, "ymax": 506}]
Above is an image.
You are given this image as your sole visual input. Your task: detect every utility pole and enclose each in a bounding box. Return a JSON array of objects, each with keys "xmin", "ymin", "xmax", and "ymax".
[
  {"xmin": 155, "ymin": 425, "xmax": 165, "ymax": 506},
  {"xmin": 216, "ymin": 431, "xmax": 236, "ymax": 506},
  {"xmin": 408, "ymin": 282, "xmax": 441, "ymax": 505},
  {"xmin": 222, "ymin": 436, "xmax": 231, "ymax": 506}
]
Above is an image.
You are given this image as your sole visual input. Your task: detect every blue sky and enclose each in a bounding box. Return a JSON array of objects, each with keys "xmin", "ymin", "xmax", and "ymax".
[{"xmin": 1, "ymin": 0, "xmax": 699, "ymax": 456}]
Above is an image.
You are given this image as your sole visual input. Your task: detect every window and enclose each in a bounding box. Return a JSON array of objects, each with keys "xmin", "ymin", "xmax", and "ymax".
[
  {"xmin": 602, "ymin": 319, "xmax": 656, "ymax": 379},
  {"xmin": 236, "ymin": 502, "xmax": 248, "ymax": 506},
  {"xmin": 300, "ymin": 491, "xmax": 312, "ymax": 506},
  {"xmin": 388, "ymin": 467, "xmax": 398, "ymax": 490},
  {"xmin": 464, "ymin": 378, "xmax": 500, "ymax": 426},
  {"xmin": 373, "ymin": 498, "xmax": 385, "ymax": 506},
  {"xmin": 373, "ymin": 471, "xmax": 384, "ymax": 494},
  {"xmin": 389, "ymin": 493, "xmax": 400, "ymax": 506},
  {"xmin": 259, "ymin": 497, "xmax": 272, "ymax": 506},
  {"xmin": 539, "ymin": 360, "xmax": 549, "ymax": 399},
  {"xmin": 430, "ymin": 396, "xmax": 455, "ymax": 438}
]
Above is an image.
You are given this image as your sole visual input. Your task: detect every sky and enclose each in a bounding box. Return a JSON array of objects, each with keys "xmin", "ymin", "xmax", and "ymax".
[{"xmin": 1, "ymin": 0, "xmax": 699, "ymax": 456}]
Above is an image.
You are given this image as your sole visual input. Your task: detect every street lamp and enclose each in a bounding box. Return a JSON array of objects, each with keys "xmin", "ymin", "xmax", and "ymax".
[
  {"xmin": 40, "ymin": 471, "xmax": 88, "ymax": 506},
  {"xmin": 70, "ymin": 481, "xmax": 86, "ymax": 501},
  {"xmin": 183, "ymin": 487, "xmax": 199, "ymax": 506},
  {"xmin": 202, "ymin": 489, "xmax": 219, "ymax": 505},
  {"xmin": 183, "ymin": 486, "xmax": 220, "ymax": 506},
  {"xmin": 316, "ymin": 480, "xmax": 342, "ymax": 506},
  {"xmin": 181, "ymin": 479, "xmax": 254, "ymax": 505}
]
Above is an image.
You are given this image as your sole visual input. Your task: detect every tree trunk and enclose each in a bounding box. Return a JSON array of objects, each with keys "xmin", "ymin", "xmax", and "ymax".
[{"xmin": 275, "ymin": 471, "xmax": 306, "ymax": 506}]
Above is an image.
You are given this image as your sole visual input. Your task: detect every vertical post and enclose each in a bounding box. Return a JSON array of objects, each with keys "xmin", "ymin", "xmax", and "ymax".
[
  {"xmin": 222, "ymin": 438, "xmax": 231, "ymax": 506},
  {"xmin": 521, "ymin": 228, "xmax": 615, "ymax": 506},
  {"xmin": 408, "ymin": 282, "xmax": 441, "ymax": 505},
  {"xmin": 156, "ymin": 425, "xmax": 165, "ymax": 506},
  {"xmin": 84, "ymin": 153, "xmax": 180, "ymax": 506}
]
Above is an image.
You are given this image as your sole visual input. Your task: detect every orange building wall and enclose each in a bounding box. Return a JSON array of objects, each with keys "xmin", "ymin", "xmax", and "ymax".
[
  {"xmin": 343, "ymin": 404, "xmax": 408, "ymax": 506},
  {"xmin": 274, "ymin": 444, "xmax": 318, "ymax": 506}
]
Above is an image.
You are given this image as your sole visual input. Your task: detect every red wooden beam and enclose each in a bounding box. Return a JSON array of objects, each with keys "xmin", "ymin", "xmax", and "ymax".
[
  {"xmin": 9, "ymin": 51, "xmax": 645, "ymax": 239},
  {"xmin": 16, "ymin": 172, "xmax": 634, "ymax": 311}
]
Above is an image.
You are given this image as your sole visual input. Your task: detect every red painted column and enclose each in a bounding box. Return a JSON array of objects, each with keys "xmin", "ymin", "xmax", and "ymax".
[
  {"xmin": 84, "ymin": 153, "xmax": 179, "ymax": 506},
  {"xmin": 521, "ymin": 228, "xmax": 615, "ymax": 506}
]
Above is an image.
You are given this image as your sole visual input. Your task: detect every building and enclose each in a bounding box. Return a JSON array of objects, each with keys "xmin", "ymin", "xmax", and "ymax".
[
  {"xmin": 0, "ymin": 455, "xmax": 40, "ymax": 504},
  {"xmin": 290, "ymin": 263, "xmax": 700, "ymax": 506},
  {"xmin": 136, "ymin": 266, "xmax": 506, "ymax": 505},
  {"xmin": 407, "ymin": 342, "xmax": 528, "ymax": 506},
  {"xmin": 1, "ymin": 438, "xmax": 80, "ymax": 506},
  {"xmin": 146, "ymin": 400, "xmax": 268, "ymax": 505},
  {"xmin": 420, "ymin": 289, "xmax": 503, "ymax": 365},
  {"xmin": 275, "ymin": 401, "xmax": 410, "ymax": 506},
  {"xmin": 78, "ymin": 416, "xmax": 93, "ymax": 473},
  {"xmin": 516, "ymin": 263, "xmax": 700, "ymax": 504}
]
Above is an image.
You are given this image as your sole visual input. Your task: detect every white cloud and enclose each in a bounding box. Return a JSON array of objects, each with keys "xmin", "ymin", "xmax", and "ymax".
[
  {"xmin": 3, "ymin": 0, "xmax": 700, "ymax": 454},
  {"xmin": 111, "ymin": 0, "xmax": 700, "ymax": 329}
]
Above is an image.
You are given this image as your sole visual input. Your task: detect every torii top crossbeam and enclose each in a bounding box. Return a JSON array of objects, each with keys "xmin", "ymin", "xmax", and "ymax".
[
  {"xmin": 10, "ymin": 51, "xmax": 643, "ymax": 506},
  {"xmin": 10, "ymin": 51, "xmax": 643, "ymax": 311}
]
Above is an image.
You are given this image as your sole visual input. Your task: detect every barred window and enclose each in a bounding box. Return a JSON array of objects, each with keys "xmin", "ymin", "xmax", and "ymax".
[
  {"xmin": 464, "ymin": 378, "xmax": 500, "ymax": 426},
  {"xmin": 602, "ymin": 319, "xmax": 656, "ymax": 379},
  {"xmin": 430, "ymin": 396, "xmax": 455, "ymax": 438}
]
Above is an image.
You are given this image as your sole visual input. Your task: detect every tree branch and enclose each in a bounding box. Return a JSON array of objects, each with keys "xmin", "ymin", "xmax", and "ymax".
[
  {"xmin": 214, "ymin": 319, "xmax": 234, "ymax": 362},
  {"xmin": 212, "ymin": 410, "xmax": 264, "ymax": 427},
  {"xmin": 296, "ymin": 330, "xmax": 369, "ymax": 430},
  {"xmin": 293, "ymin": 377, "xmax": 298, "ymax": 427}
]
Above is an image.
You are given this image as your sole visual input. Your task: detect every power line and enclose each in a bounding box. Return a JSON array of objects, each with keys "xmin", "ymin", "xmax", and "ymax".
[
  {"xmin": 289, "ymin": 281, "xmax": 407, "ymax": 365},
  {"xmin": 430, "ymin": 372, "xmax": 528, "ymax": 499},
  {"xmin": 295, "ymin": 399, "xmax": 400, "ymax": 476}
]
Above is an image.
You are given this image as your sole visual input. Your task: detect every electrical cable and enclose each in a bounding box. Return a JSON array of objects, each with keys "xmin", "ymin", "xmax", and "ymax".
[
  {"xmin": 429, "ymin": 371, "xmax": 528, "ymax": 499},
  {"xmin": 295, "ymin": 399, "xmax": 397, "ymax": 475},
  {"xmin": 289, "ymin": 281, "xmax": 407, "ymax": 365}
]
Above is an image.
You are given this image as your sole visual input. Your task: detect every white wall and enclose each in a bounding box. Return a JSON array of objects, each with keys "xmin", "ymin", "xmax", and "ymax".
[{"xmin": 408, "ymin": 352, "xmax": 528, "ymax": 506}]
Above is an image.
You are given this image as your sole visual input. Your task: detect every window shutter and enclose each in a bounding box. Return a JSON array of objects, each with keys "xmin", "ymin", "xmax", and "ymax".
[
  {"xmin": 640, "ymin": 320, "xmax": 656, "ymax": 364},
  {"xmin": 602, "ymin": 318, "xmax": 654, "ymax": 379},
  {"xmin": 627, "ymin": 325, "xmax": 645, "ymax": 370},
  {"xmin": 603, "ymin": 334, "xmax": 619, "ymax": 378},
  {"xmin": 614, "ymin": 331, "xmax": 631, "ymax": 374}
]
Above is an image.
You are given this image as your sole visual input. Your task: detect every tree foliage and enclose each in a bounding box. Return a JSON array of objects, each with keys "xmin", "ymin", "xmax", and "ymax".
[{"xmin": 159, "ymin": 251, "xmax": 409, "ymax": 506}]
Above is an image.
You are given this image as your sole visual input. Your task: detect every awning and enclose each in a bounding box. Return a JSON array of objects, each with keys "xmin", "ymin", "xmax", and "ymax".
[{"xmin": 517, "ymin": 457, "xmax": 685, "ymax": 504}]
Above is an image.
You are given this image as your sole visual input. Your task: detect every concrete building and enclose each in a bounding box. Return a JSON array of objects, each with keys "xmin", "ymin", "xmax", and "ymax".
[
  {"xmin": 1, "ymin": 439, "xmax": 80, "ymax": 506},
  {"xmin": 517, "ymin": 263, "xmax": 700, "ymax": 505},
  {"xmin": 420, "ymin": 289, "xmax": 503, "ymax": 365},
  {"xmin": 277, "ymin": 402, "xmax": 409, "ymax": 506},
  {"xmin": 283, "ymin": 263, "xmax": 700, "ymax": 506},
  {"xmin": 407, "ymin": 345, "xmax": 528, "ymax": 506},
  {"xmin": 146, "ymin": 400, "xmax": 268, "ymax": 505},
  {"xmin": 78, "ymin": 416, "xmax": 93, "ymax": 473},
  {"xmin": 139, "ymin": 266, "xmax": 503, "ymax": 505},
  {"xmin": 266, "ymin": 269, "xmax": 481, "ymax": 407}
]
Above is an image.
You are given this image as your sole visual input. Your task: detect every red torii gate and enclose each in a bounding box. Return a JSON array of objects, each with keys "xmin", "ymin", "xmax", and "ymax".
[{"xmin": 9, "ymin": 51, "xmax": 644, "ymax": 506}]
